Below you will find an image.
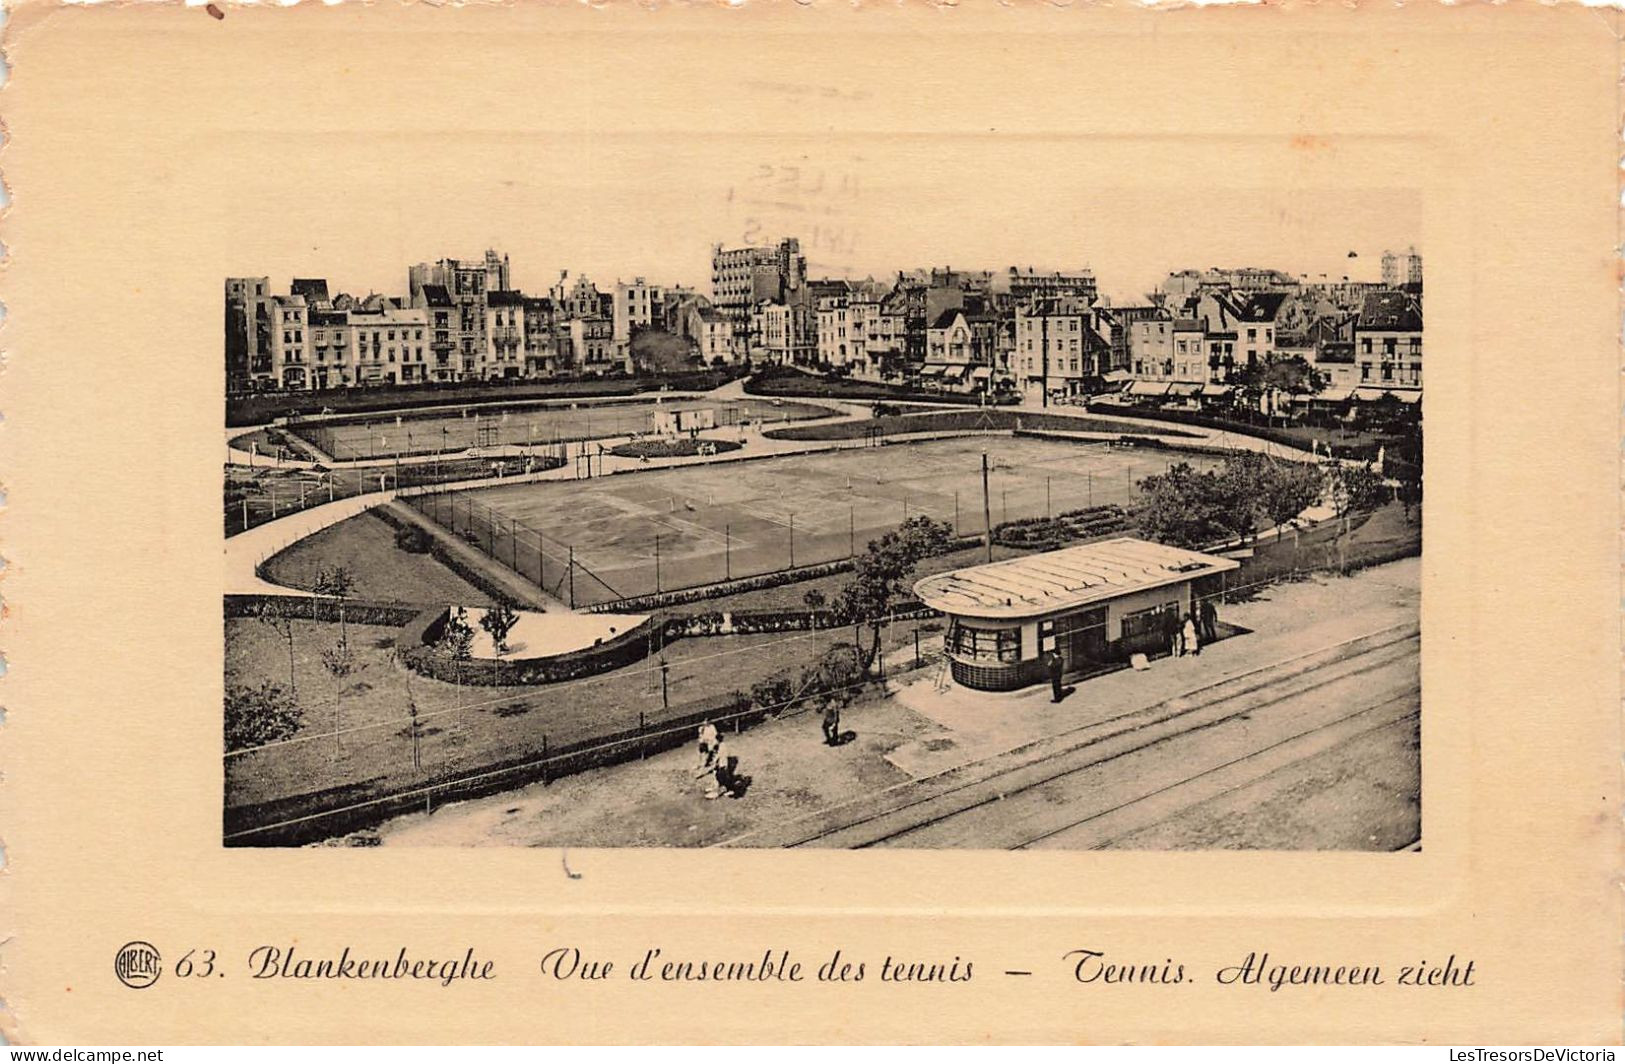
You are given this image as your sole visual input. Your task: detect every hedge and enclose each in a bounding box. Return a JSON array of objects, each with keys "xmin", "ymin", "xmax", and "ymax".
[
  {"xmin": 745, "ymin": 368, "xmax": 1017, "ymax": 407},
  {"xmin": 223, "ymin": 594, "xmax": 422, "ymax": 627},
  {"xmin": 400, "ymin": 612, "xmax": 663, "ymax": 686}
]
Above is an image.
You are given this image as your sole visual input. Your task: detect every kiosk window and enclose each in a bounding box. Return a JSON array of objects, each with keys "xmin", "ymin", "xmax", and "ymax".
[{"xmin": 947, "ymin": 621, "xmax": 1020, "ymax": 663}]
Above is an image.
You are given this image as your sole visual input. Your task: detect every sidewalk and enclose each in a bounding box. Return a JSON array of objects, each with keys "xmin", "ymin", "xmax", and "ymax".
[{"xmin": 882, "ymin": 556, "xmax": 1419, "ymax": 779}]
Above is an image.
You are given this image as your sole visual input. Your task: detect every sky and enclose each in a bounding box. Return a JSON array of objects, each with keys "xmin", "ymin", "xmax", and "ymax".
[
  {"xmin": 238, "ymin": 144, "xmax": 1421, "ymax": 308},
  {"xmin": 196, "ymin": 9, "xmax": 1426, "ymax": 308}
]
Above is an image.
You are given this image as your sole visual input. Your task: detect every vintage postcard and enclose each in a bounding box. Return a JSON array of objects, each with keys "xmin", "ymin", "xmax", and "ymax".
[{"xmin": 0, "ymin": 0, "xmax": 1619, "ymax": 1046}]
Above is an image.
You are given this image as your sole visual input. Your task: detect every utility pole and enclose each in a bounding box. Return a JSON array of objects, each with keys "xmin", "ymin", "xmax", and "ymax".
[
  {"xmin": 655, "ymin": 533, "xmax": 662, "ymax": 592},
  {"xmin": 981, "ymin": 450, "xmax": 993, "ymax": 563},
  {"xmin": 788, "ymin": 513, "xmax": 796, "ymax": 568},
  {"xmin": 568, "ymin": 546, "xmax": 576, "ymax": 608},
  {"xmin": 725, "ymin": 523, "xmax": 732, "ymax": 581},
  {"xmin": 1040, "ymin": 304, "xmax": 1050, "ymax": 409}
]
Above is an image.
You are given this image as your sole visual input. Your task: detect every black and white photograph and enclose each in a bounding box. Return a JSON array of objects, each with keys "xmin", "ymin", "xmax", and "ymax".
[{"xmin": 222, "ymin": 175, "xmax": 1423, "ymax": 851}]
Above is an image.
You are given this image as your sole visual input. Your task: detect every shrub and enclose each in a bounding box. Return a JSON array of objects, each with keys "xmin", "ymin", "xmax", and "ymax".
[
  {"xmin": 225, "ymin": 681, "xmax": 304, "ymax": 752},
  {"xmin": 394, "ymin": 525, "xmax": 433, "ymax": 554}
]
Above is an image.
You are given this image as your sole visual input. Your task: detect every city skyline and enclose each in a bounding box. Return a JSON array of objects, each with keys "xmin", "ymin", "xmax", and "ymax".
[{"xmin": 218, "ymin": 129, "xmax": 1420, "ymax": 306}]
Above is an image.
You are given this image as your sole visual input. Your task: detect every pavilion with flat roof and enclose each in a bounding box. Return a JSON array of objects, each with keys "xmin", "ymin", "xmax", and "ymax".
[{"xmin": 913, "ymin": 537, "xmax": 1241, "ymax": 692}]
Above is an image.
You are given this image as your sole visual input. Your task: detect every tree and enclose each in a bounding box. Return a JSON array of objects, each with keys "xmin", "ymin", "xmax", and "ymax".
[
  {"xmin": 1133, "ymin": 462, "xmax": 1239, "ymax": 549},
  {"xmin": 1324, "ymin": 460, "xmax": 1385, "ymax": 522},
  {"xmin": 313, "ymin": 566, "xmax": 357, "ymax": 649},
  {"xmin": 479, "ymin": 600, "xmax": 520, "ymax": 656},
  {"xmin": 1323, "ymin": 460, "xmax": 1387, "ymax": 570},
  {"xmin": 438, "ymin": 606, "xmax": 476, "ymax": 708},
  {"xmin": 320, "ymin": 640, "xmax": 357, "ymax": 754},
  {"xmin": 224, "ymin": 680, "xmax": 303, "ymax": 752},
  {"xmin": 254, "ymin": 598, "xmax": 299, "ymax": 697},
  {"xmin": 802, "ymin": 588, "xmax": 828, "ymax": 611},
  {"xmin": 832, "ymin": 515, "xmax": 954, "ymax": 671}
]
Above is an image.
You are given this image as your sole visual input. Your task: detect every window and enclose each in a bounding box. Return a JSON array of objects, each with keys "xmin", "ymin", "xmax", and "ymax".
[{"xmin": 947, "ymin": 621, "xmax": 1019, "ymax": 663}]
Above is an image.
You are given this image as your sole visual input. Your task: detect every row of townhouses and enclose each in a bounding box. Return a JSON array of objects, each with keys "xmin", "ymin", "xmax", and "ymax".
[{"xmin": 226, "ymin": 241, "xmax": 1422, "ymax": 408}]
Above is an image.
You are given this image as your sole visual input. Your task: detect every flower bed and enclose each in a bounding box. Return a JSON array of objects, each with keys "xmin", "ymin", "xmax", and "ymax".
[{"xmin": 608, "ymin": 437, "xmax": 744, "ymax": 460}]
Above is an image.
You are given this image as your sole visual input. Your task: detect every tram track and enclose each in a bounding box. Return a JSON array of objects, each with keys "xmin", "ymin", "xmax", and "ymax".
[{"xmin": 719, "ymin": 621, "xmax": 1419, "ymax": 849}]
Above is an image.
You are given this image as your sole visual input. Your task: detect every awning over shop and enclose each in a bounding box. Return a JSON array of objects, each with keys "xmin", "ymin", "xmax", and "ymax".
[
  {"xmin": 1168, "ymin": 381, "xmax": 1202, "ymax": 397},
  {"xmin": 920, "ymin": 364, "xmax": 947, "ymax": 377},
  {"xmin": 1102, "ymin": 369, "xmax": 1133, "ymax": 383},
  {"xmin": 942, "ymin": 364, "xmax": 970, "ymax": 379},
  {"xmin": 969, "ymin": 367, "xmax": 993, "ymax": 380},
  {"xmin": 1315, "ymin": 386, "xmax": 1355, "ymax": 403},
  {"xmin": 1353, "ymin": 386, "xmax": 1421, "ymax": 403},
  {"xmin": 1126, "ymin": 380, "xmax": 1171, "ymax": 397},
  {"xmin": 1199, "ymin": 383, "xmax": 1232, "ymax": 397}
]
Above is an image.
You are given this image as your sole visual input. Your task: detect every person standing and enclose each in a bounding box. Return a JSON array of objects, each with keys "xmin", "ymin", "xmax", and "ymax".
[
  {"xmin": 1046, "ymin": 648, "xmax": 1066, "ymax": 702},
  {"xmin": 694, "ymin": 738, "xmax": 722, "ymax": 799},
  {"xmin": 1165, "ymin": 609, "xmax": 1184, "ymax": 658},
  {"xmin": 821, "ymin": 703, "xmax": 842, "ymax": 746},
  {"xmin": 1183, "ymin": 613, "xmax": 1200, "ymax": 657},
  {"xmin": 1199, "ymin": 596, "xmax": 1218, "ymax": 644}
]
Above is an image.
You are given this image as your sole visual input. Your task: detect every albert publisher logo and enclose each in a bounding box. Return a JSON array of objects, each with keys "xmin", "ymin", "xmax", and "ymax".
[{"xmin": 114, "ymin": 941, "xmax": 162, "ymax": 989}]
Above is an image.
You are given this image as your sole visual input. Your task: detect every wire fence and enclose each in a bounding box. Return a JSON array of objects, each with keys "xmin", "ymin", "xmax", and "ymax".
[
  {"xmin": 224, "ymin": 450, "xmax": 565, "ymax": 538},
  {"xmin": 289, "ymin": 398, "xmax": 824, "ymax": 463},
  {"xmin": 399, "ymin": 460, "xmax": 1150, "ymax": 610},
  {"xmin": 222, "ymin": 512, "xmax": 1420, "ymax": 846}
]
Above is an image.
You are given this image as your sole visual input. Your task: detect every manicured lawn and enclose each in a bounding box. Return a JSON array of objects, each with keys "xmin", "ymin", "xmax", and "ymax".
[
  {"xmin": 258, "ymin": 510, "xmax": 494, "ymax": 606},
  {"xmin": 224, "ymin": 614, "xmax": 874, "ymax": 826}
]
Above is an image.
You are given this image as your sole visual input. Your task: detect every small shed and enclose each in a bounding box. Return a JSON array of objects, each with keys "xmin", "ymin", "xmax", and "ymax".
[
  {"xmin": 651, "ymin": 407, "xmax": 716, "ymax": 436},
  {"xmin": 913, "ymin": 537, "xmax": 1241, "ymax": 692}
]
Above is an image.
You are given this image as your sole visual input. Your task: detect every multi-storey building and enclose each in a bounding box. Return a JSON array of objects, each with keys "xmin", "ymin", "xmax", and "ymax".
[
  {"xmin": 225, "ymin": 276, "xmax": 272, "ymax": 391},
  {"xmin": 522, "ymin": 296, "xmax": 561, "ymax": 377},
  {"xmin": 308, "ymin": 308, "xmax": 351, "ymax": 389},
  {"xmin": 485, "ymin": 291, "xmax": 527, "ymax": 379},
  {"xmin": 1126, "ymin": 315, "xmax": 1176, "ymax": 379},
  {"xmin": 1354, "ymin": 291, "xmax": 1423, "ymax": 389},
  {"xmin": 416, "ymin": 284, "xmax": 458, "ymax": 382},
  {"xmin": 612, "ymin": 277, "xmax": 666, "ymax": 355},
  {"xmin": 711, "ymin": 238, "xmax": 806, "ymax": 342},
  {"xmin": 265, "ymin": 295, "xmax": 311, "ymax": 390},
  {"xmin": 1014, "ymin": 297, "xmax": 1108, "ymax": 400},
  {"xmin": 1171, "ymin": 319, "xmax": 1207, "ymax": 381},
  {"xmin": 408, "ymin": 251, "xmax": 509, "ymax": 380},
  {"xmin": 568, "ymin": 317, "xmax": 617, "ymax": 374},
  {"xmin": 684, "ymin": 305, "xmax": 735, "ymax": 365},
  {"xmin": 750, "ymin": 302, "xmax": 795, "ymax": 364},
  {"xmin": 346, "ymin": 303, "xmax": 430, "ymax": 386},
  {"xmin": 1002, "ymin": 266, "xmax": 1098, "ymax": 305}
]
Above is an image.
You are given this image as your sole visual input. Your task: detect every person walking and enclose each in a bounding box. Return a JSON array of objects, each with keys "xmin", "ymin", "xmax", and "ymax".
[
  {"xmin": 694, "ymin": 738, "xmax": 722, "ymax": 799},
  {"xmin": 1183, "ymin": 613, "xmax": 1200, "ymax": 657},
  {"xmin": 1046, "ymin": 648, "xmax": 1066, "ymax": 702},
  {"xmin": 712, "ymin": 735, "xmax": 747, "ymax": 798}
]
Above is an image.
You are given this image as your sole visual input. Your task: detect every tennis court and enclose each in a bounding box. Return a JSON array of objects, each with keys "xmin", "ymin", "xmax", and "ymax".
[
  {"xmin": 417, "ymin": 436, "xmax": 1222, "ymax": 607},
  {"xmin": 292, "ymin": 397, "xmax": 833, "ymax": 461}
]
